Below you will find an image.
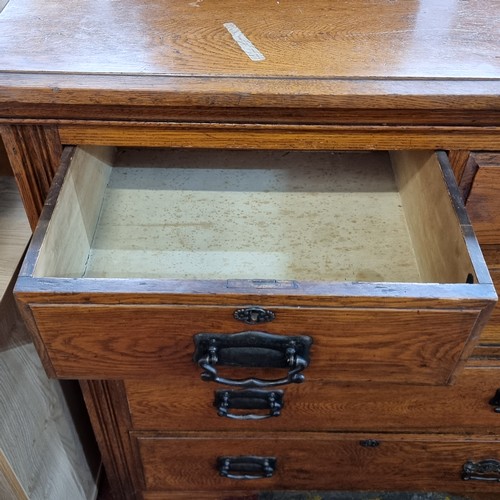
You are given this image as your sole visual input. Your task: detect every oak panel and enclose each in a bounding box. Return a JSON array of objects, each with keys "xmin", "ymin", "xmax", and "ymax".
[
  {"xmin": 0, "ymin": 125, "xmax": 62, "ymax": 229},
  {"xmin": 478, "ymin": 271, "xmax": 500, "ymax": 345},
  {"xmin": 467, "ymin": 161, "xmax": 500, "ymax": 246},
  {"xmin": 80, "ymin": 380, "xmax": 140, "ymax": 500},
  {"xmin": 134, "ymin": 432, "xmax": 500, "ymax": 492},
  {"xmin": 476, "ymin": 249, "xmax": 500, "ymax": 347},
  {"xmin": 1, "ymin": 0, "xmax": 498, "ymax": 79},
  {"xmin": 58, "ymin": 124, "xmax": 500, "ymax": 151},
  {"xmin": 1, "ymin": 0, "xmax": 498, "ymax": 124},
  {"xmin": 29, "ymin": 304, "xmax": 479, "ymax": 385},
  {"xmin": 125, "ymin": 367, "xmax": 500, "ymax": 433}
]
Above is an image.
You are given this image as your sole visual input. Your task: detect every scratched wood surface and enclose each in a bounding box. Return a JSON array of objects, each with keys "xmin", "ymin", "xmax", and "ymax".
[
  {"xmin": 0, "ymin": 3, "xmax": 498, "ymax": 498},
  {"xmin": 0, "ymin": 0, "xmax": 497, "ymax": 78},
  {"xmin": 0, "ymin": 0, "xmax": 498, "ymax": 119}
]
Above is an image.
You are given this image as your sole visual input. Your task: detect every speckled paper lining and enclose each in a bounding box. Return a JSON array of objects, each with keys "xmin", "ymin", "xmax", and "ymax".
[{"xmin": 84, "ymin": 150, "xmax": 420, "ymax": 282}]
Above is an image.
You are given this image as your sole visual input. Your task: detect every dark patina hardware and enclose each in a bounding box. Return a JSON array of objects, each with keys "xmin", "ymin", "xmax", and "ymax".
[
  {"xmin": 360, "ymin": 439, "xmax": 380, "ymax": 448},
  {"xmin": 462, "ymin": 459, "xmax": 500, "ymax": 481},
  {"xmin": 489, "ymin": 389, "xmax": 500, "ymax": 413},
  {"xmin": 193, "ymin": 331, "xmax": 312, "ymax": 388},
  {"xmin": 218, "ymin": 456, "xmax": 276, "ymax": 480},
  {"xmin": 462, "ymin": 459, "xmax": 500, "ymax": 482},
  {"xmin": 234, "ymin": 306, "xmax": 275, "ymax": 325},
  {"xmin": 215, "ymin": 389, "xmax": 284, "ymax": 420}
]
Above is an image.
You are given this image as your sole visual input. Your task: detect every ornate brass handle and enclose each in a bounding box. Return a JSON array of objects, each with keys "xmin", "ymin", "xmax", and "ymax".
[{"xmin": 489, "ymin": 389, "xmax": 500, "ymax": 413}]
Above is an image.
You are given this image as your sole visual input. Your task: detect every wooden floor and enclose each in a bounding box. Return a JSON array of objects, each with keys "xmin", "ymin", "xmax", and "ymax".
[
  {"xmin": 0, "ymin": 178, "xmax": 30, "ymax": 297},
  {"xmin": 0, "ymin": 148, "xmax": 99, "ymax": 499}
]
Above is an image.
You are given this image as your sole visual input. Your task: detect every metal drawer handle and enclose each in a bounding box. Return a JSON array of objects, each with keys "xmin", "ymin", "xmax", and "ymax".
[
  {"xmin": 215, "ymin": 389, "xmax": 284, "ymax": 420},
  {"xmin": 218, "ymin": 456, "xmax": 276, "ymax": 480},
  {"xmin": 193, "ymin": 331, "xmax": 312, "ymax": 388},
  {"xmin": 233, "ymin": 306, "xmax": 275, "ymax": 325},
  {"xmin": 462, "ymin": 459, "xmax": 500, "ymax": 482},
  {"xmin": 489, "ymin": 389, "xmax": 500, "ymax": 413}
]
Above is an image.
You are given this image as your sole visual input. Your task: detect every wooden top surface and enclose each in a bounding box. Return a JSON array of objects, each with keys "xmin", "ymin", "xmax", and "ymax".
[
  {"xmin": 0, "ymin": 0, "xmax": 499, "ymax": 112},
  {"xmin": 1, "ymin": 0, "xmax": 498, "ymax": 79}
]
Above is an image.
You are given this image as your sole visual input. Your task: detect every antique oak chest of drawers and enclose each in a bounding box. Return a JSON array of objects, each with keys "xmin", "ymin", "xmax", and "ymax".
[
  {"xmin": 13, "ymin": 146, "xmax": 499, "ymax": 497},
  {"xmin": 1, "ymin": 0, "xmax": 499, "ymax": 498}
]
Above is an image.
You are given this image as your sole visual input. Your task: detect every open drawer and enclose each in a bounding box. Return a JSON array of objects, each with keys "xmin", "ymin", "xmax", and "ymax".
[{"xmin": 14, "ymin": 147, "xmax": 496, "ymax": 383}]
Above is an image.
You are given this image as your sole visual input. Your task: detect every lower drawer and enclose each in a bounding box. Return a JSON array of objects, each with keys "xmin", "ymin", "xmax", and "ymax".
[
  {"xmin": 466, "ymin": 153, "xmax": 500, "ymax": 245},
  {"xmin": 473, "ymin": 248, "xmax": 500, "ymax": 357},
  {"xmin": 133, "ymin": 432, "xmax": 500, "ymax": 492},
  {"xmin": 126, "ymin": 367, "xmax": 500, "ymax": 432},
  {"xmin": 477, "ymin": 260, "xmax": 500, "ymax": 345}
]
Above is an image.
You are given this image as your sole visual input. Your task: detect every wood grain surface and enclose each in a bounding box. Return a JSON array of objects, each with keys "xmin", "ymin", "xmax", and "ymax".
[
  {"xmin": 0, "ymin": 320, "xmax": 97, "ymax": 500},
  {"xmin": 474, "ymin": 249, "xmax": 500, "ymax": 347},
  {"xmin": 1, "ymin": 0, "xmax": 497, "ymax": 79},
  {"xmin": 27, "ymin": 304, "xmax": 480, "ymax": 385},
  {"xmin": 467, "ymin": 159, "xmax": 500, "ymax": 246},
  {"xmin": 464, "ymin": 154, "xmax": 500, "ymax": 350},
  {"xmin": 1, "ymin": 166, "xmax": 98, "ymax": 499},
  {"xmin": 57, "ymin": 123, "xmax": 500, "ymax": 151},
  {"xmin": 0, "ymin": 125, "xmax": 62, "ymax": 229},
  {"xmin": 0, "ymin": 176, "xmax": 30, "ymax": 295},
  {"xmin": 80, "ymin": 381, "xmax": 140, "ymax": 500},
  {"xmin": 133, "ymin": 431, "xmax": 500, "ymax": 492},
  {"xmin": 0, "ymin": 0, "xmax": 498, "ymax": 123},
  {"xmin": 0, "ymin": 280, "xmax": 98, "ymax": 500},
  {"xmin": 0, "ymin": 448, "xmax": 28, "ymax": 500},
  {"xmin": 125, "ymin": 367, "xmax": 500, "ymax": 434},
  {"xmin": 0, "ymin": 3, "xmax": 498, "ymax": 499}
]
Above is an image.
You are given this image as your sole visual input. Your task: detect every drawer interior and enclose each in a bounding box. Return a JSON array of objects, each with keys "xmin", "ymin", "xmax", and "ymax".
[{"xmin": 34, "ymin": 147, "xmax": 474, "ymax": 284}]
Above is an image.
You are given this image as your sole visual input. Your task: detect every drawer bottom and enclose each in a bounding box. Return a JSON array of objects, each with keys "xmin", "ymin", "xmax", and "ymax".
[{"xmin": 133, "ymin": 432, "xmax": 500, "ymax": 493}]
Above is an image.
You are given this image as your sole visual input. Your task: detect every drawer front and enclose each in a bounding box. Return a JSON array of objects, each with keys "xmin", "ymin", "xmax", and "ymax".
[
  {"xmin": 478, "ymin": 268, "xmax": 500, "ymax": 345},
  {"xmin": 30, "ymin": 304, "xmax": 479, "ymax": 384},
  {"xmin": 125, "ymin": 368, "xmax": 500, "ymax": 433},
  {"xmin": 467, "ymin": 157, "xmax": 500, "ymax": 245},
  {"xmin": 133, "ymin": 432, "xmax": 500, "ymax": 492},
  {"xmin": 16, "ymin": 147, "xmax": 497, "ymax": 384},
  {"xmin": 473, "ymin": 248, "xmax": 500, "ymax": 357}
]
